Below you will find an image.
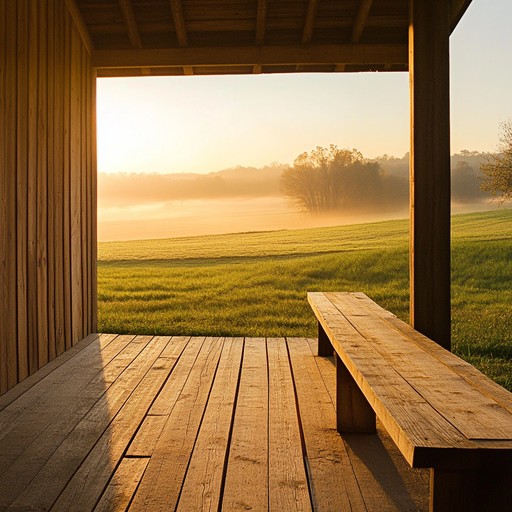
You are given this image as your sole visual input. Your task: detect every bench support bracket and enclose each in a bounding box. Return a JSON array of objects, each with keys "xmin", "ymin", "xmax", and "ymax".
[
  {"xmin": 317, "ymin": 322, "xmax": 333, "ymax": 356},
  {"xmin": 336, "ymin": 355, "xmax": 376, "ymax": 434}
]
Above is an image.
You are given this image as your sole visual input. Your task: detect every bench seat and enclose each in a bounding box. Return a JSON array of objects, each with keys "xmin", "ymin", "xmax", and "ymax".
[{"xmin": 308, "ymin": 291, "xmax": 512, "ymax": 511}]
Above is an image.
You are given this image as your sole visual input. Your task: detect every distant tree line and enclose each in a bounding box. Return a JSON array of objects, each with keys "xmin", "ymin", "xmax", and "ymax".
[
  {"xmin": 281, "ymin": 145, "xmax": 494, "ymax": 214},
  {"xmin": 98, "ymin": 146, "xmax": 500, "ymax": 213}
]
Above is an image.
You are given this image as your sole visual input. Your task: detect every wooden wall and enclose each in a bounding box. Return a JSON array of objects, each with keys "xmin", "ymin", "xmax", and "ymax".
[{"xmin": 0, "ymin": 0, "xmax": 96, "ymax": 394}]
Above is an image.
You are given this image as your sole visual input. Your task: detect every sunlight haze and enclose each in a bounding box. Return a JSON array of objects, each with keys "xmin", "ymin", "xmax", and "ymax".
[{"xmin": 97, "ymin": 0, "xmax": 512, "ymax": 175}]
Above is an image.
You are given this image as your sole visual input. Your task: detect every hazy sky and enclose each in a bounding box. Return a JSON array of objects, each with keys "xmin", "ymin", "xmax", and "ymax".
[{"xmin": 97, "ymin": 0, "xmax": 512, "ymax": 175}]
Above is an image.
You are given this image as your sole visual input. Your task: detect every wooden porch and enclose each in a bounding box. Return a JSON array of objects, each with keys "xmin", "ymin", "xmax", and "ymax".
[{"xmin": 0, "ymin": 335, "xmax": 428, "ymax": 511}]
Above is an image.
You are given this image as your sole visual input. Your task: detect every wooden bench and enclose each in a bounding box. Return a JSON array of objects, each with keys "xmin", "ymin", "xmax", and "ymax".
[{"xmin": 308, "ymin": 291, "xmax": 512, "ymax": 512}]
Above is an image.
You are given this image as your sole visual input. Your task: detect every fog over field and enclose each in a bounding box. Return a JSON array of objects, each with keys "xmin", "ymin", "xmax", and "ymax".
[{"xmin": 97, "ymin": 152, "xmax": 499, "ymax": 241}]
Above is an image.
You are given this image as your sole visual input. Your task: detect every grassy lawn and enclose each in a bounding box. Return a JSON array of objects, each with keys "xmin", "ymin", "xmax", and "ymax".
[{"xmin": 98, "ymin": 209, "xmax": 512, "ymax": 390}]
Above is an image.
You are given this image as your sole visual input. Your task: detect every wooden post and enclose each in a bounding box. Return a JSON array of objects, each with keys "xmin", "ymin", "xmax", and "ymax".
[
  {"xmin": 409, "ymin": 0, "xmax": 451, "ymax": 350},
  {"xmin": 335, "ymin": 354, "xmax": 376, "ymax": 434}
]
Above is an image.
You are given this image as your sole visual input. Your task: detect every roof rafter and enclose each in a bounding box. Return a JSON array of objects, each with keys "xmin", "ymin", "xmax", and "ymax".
[
  {"xmin": 302, "ymin": 0, "xmax": 320, "ymax": 44},
  {"xmin": 169, "ymin": 0, "xmax": 192, "ymax": 74},
  {"xmin": 64, "ymin": 0, "xmax": 93, "ymax": 53},
  {"xmin": 351, "ymin": 0, "xmax": 373, "ymax": 43},
  {"xmin": 449, "ymin": 0, "xmax": 473, "ymax": 32},
  {"xmin": 254, "ymin": 0, "xmax": 268, "ymax": 72},
  {"xmin": 92, "ymin": 44, "xmax": 408, "ymax": 70},
  {"xmin": 118, "ymin": 0, "xmax": 142, "ymax": 48},
  {"xmin": 170, "ymin": 0, "xmax": 188, "ymax": 46},
  {"xmin": 256, "ymin": 0, "xmax": 268, "ymax": 44}
]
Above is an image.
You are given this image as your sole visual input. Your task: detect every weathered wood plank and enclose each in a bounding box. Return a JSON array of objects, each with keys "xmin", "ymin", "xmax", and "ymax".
[
  {"xmin": 37, "ymin": 0, "xmax": 49, "ymax": 368},
  {"xmin": 70, "ymin": 23, "xmax": 83, "ymax": 344},
  {"xmin": 27, "ymin": 0, "xmax": 39, "ymax": 374},
  {"xmin": 268, "ymin": 338, "xmax": 312, "ymax": 511},
  {"xmin": 0, "ymin": 0, "xmax": 8, "ymax": 395},
  {"xmin": 130, "ymin": 337, "xmax": 224, "ymax": 511},
  {"xmin": 176, "ymin": 337, "xmax": 243, "ymax": 511},
  {"xmin": 0, "ymin": 334, "xmax": 127, "ymax": 472},
  {"xmin": 0, "ymin": 332, "xmax": 104, "ymax": 412},
  {"xmin": 53, "ymin": 0, "xmax": 66, "ymax": 357},
  {"xmin": 62, "ymin": 8, "xmax": 72, "ymax": 350},
  {"xmin": 352, "ymin": 292, "xmax": 512, "ymax": 414},
  {"xmin": 287, "ymin": 337, "xmax": 367, "ymax": 511},
  {"xmin": 149, "ymin": 336, "xmax": 204, "ymax": 416},
  {"xmin": 0, "ymin": 335, "xmax": 153, "ymax": 508},
  {"xmin": 15, "ymin": 0, "xmax": 29, "ymax": 383},
  {"xmin": 94, "ymin": 457, "xmax": 150, "ymax": 512},
  {"xmin": 221, "ymin": 338, "xmax": 269, "ymax": 511},
  {"xmin": 328, "ymin": 292, "xmax": 512, "ymax": 441},
  {"xmin": 12, "ymin": 336, "xmax": 178, "ymax": 511},
  {"xmin": 308, "ymin": 293, "xmax": 480, "ymax": 466},
  {"xmin": 47, "ymin": 0, "xmax": 56, "ymax": 362}
]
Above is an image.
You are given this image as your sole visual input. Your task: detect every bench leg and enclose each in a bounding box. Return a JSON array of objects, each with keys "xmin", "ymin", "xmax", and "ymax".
[
  {"xmin": 336, "ymin": 354, "xmax": 376, "ymax": 434},
  {"xmin": 430, "ymin": 466, "xmax": 512, "ymax": 512},
  {"xmin": 317, "ymin": 322, "xmax": 333, "ymax": 356}
]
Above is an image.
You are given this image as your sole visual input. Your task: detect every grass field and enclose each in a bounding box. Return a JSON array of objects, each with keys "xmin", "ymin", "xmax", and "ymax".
[{"xmin": 98, "ymin": 209, "xmax": 512, "ymax": 390}]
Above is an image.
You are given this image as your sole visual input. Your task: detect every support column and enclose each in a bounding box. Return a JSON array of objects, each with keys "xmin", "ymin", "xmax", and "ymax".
[{"xmin": 409, "ymin": 0, "xmax": 451, "ymax": 350}]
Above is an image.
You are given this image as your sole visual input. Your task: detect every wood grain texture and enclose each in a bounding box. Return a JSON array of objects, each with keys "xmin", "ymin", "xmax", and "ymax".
[
  {"xmin": 268, "ymin": 337, "xmax": 312, "ymax": 511},
  {"xmin": 131, "ymin": 337, "xmax": 224, "ymax": 511},
  {"xmin": 409, "ymin": 0, "xmax": 451, "ymax": 349},
  {"xmin": 221, "ymin": 338, "xmax": 269, "ymax": 511},
  {"xmin": 176, "ymin": 338, "xmax": 243, "ymax": 511},
  {"xmin": 287, "ymin": 337, "xmax": 367, "ymax": 511},
  {"xmin": 1, "ymin": 336, "xmax": 431, "ymax": 510},
  {"xmin": 308, "ymin": 292, "xmax": 512, "ymax": 476}
]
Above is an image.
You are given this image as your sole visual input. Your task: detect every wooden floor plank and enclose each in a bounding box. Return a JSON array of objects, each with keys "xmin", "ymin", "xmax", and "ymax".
[
  {"xmin": 148, "ymin": 336, "xmax": 205, "ymax": 416},
  {"xmin": 10, "ymin": 335, "xmax": 178, "ymax": 511},
  {"xmin": 176, "ymin": 337, "xmax": 244, "ymax": 512},
  {"xmin": 307, "ymin": 338, "xmax": 429, "ymax": 511},
  {"xmin": 268, "ymin": 338, "xmax": 312, "ymax": 511},
  {"xmin": 126, "ymin": 336, "xmax": 204, "ymax": 457},
  {"xmin": 0, "ymin": 335, "xmax": 152, "ymax": 507},
  {"xmin": 94, "ymin": 457, "xmax": 150, "ymax": 512},
  {"xmin": 221, "ymin": 338, "xmax": 269, "ymax": 511},
  {"xmin": 130, "ymin": 337, "xmax": 224, "ymax": 511},
  {"xmin": 287, "ymin": 337, "xmax": 367, "ymax": 512},
  {"xmin": 0, "ymin": 335, "xmax": 432, "ymax": 511},
  {"xmin": 0, "ymin": 334, "xmax": 127, "ymax": 474},
  {"xmin": 0, "ymin": 333, "xmax": 113, "ymax": 413}
]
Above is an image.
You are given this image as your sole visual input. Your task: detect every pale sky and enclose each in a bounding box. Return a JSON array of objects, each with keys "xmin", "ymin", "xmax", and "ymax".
[{"xmin": 97, "ymin": 0, "xmax": 512, "ymax": 175}]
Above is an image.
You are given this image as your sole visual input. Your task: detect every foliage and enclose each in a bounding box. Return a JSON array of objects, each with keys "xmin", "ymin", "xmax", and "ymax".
[
  {"xmin": 281, "ymin": 145, "xmax": 383, "ymax": 213},
  {"xmin": 481, "ymin": 120, "xmax": 512, "ymax": 203},
  {"xmin": 98, "ymin": 210, "xmax": 512, "ymax": 391}
]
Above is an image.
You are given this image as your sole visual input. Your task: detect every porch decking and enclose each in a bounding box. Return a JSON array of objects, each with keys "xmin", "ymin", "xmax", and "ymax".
[{"xmin": 0, "ymin": 334, "xmax": 428, "ymax": 511}]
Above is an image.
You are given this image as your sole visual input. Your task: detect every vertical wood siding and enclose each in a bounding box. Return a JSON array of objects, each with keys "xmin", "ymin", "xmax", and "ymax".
[{"xmin": 0, "ymin": 0, "xmax": 97, "ymax": 394}]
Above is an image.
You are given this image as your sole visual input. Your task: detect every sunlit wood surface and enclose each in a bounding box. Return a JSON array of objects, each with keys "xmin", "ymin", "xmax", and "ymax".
[{"xmin": 0, "ymin": 334, "xmax": 428, "ymax": 511}]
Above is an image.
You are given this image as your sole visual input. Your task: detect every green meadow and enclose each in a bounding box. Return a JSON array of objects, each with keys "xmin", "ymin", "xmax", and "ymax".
[{"xmin": 98, "ymin": 209, "xmax": 512, "ymax": 390}]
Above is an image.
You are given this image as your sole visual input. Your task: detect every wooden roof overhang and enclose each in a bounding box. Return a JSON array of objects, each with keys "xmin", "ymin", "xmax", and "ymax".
[{"xmin": 68, "ymin": 0, "xmax": 473, "ymax": 77}]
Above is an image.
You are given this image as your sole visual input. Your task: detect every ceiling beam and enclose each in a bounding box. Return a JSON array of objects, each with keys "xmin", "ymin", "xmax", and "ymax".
[
  {"xmin": 302, "ymin": 0, "xmax": 320, "ymax": 43},
  {"xmin": 118, "ymin": 0, "xmax": 142, "ymax": 48},
  {"xmin": 92, "ymin": 44, "xmax": 408, "ymax": 70},
  {"xmin": 64, "ymin": 0, "xmax": 94, "ymax": 53},
  {"xmin": 351, "ymin": 0, "xmax": 373, "ymax": 43},
  {"xmin": 170, "ymin": 0, "xmax": 188, "ymax": 46}
]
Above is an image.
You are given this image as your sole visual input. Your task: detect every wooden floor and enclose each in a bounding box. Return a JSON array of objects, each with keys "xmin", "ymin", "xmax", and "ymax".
[{"xmin": 0, "ymin": 335, "xmax": 429, "ymax": 511}]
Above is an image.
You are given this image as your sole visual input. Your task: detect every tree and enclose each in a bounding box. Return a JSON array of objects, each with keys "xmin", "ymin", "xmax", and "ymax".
[
  {"xmin": 281, "ymin": 145, "xmax": 382, "ymax": 213},
  {"xmin": 480, "ymin": 120, "xmax": 512, "ymax": 203}
]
